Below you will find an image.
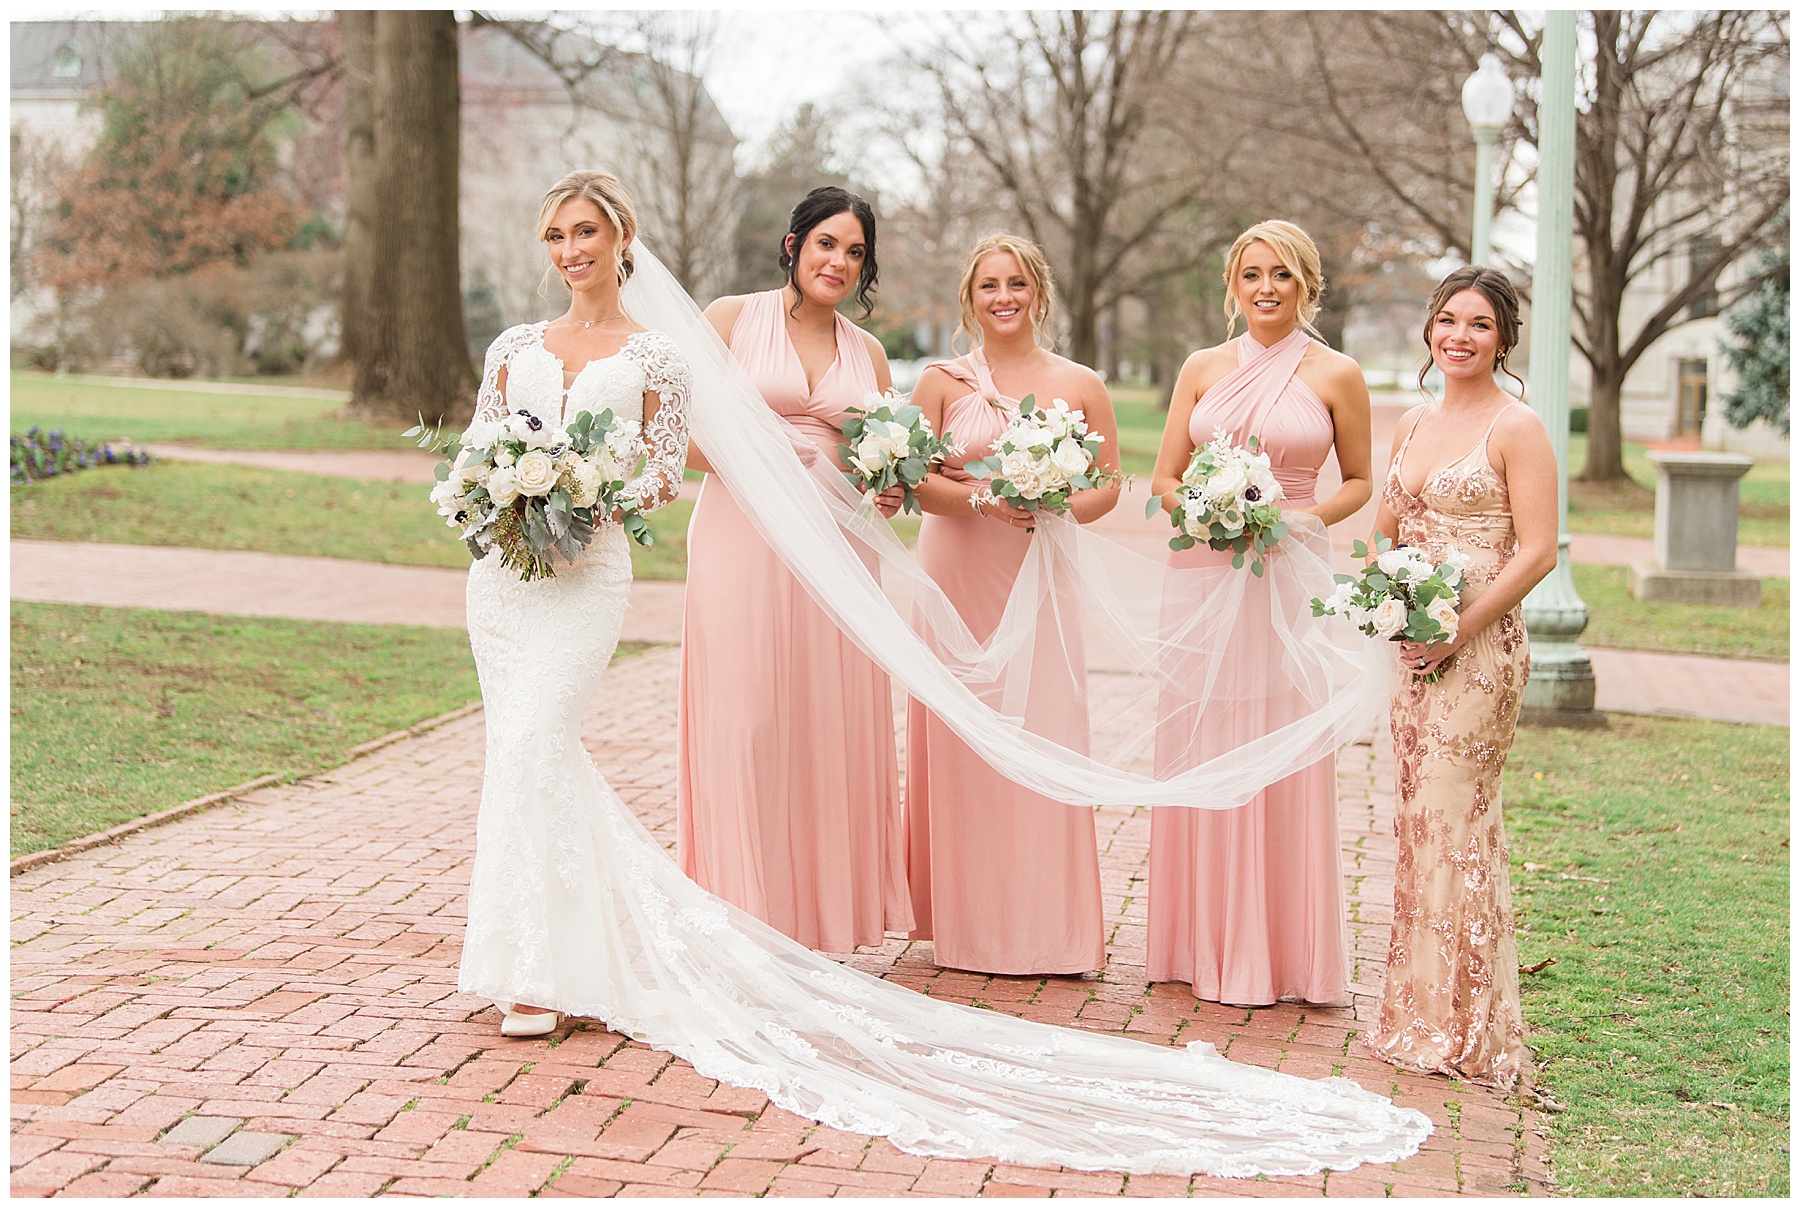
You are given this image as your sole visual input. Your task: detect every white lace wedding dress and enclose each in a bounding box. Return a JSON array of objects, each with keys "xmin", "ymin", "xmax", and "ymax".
[{"xmin": 455, "ymin": 320, "xmax": 1431, "ymax": 1178}]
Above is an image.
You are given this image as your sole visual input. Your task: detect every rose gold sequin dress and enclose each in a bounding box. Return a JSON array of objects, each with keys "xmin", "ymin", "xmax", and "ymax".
[{"xmin": 1367, "ymin": 408, "xmax": 1529, "ymax": 1090}]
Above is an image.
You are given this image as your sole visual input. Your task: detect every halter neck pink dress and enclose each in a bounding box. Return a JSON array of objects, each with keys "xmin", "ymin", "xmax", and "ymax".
[
  {"xmin": 676, "ymin": 290, "xmax": 913, "ymax": 952},
  {"xmin": 1147, "ymin": 328, "xmax": 1350, "ymax": 1006},
  {"xmin": 904, "ymin": 353, "xmax": 1106, "ymax": 975}
]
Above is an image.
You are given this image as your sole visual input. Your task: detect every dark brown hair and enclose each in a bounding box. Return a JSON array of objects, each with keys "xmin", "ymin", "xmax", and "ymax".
[
  {"xmin": 1418, "ymin": 265, "xmax": 1526, "ymax": 397},
  {"xmin": 780, "ymin": 186, "xmax": 878, "ymax": 319}
]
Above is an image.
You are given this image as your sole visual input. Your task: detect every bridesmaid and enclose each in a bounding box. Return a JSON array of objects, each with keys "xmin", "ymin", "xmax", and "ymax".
[
  {"xmin": 1366, "ymin": 267, "xmax": 1556, "ymax": 1088},
  {"xmin": 677, "ymin": 186, "xmax": 912, "ymax": 953},
  {"xmin": 905, "ymin": 234, "xmax": 1120, "ymax": 975},
  {"xmin": 1146, "ymin": 220, "xmax": 1373, "ymax": 1006}
]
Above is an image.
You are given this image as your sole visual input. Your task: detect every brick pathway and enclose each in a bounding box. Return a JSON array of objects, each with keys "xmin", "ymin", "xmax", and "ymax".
[{"xmin": 12, "ymin": 646, "xmax": 1549, "ymax": 1198}]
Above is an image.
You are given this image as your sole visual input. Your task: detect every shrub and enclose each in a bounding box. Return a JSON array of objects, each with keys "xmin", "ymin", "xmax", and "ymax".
[{"xmin": 11, "ymin": 427, "xmax": 153, "ymax": 485}]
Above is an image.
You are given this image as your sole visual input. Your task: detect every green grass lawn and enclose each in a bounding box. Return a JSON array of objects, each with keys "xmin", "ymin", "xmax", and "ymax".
[
  {"xmin": 11, "ymin": 461, "xmax": 693, "ymax": 581},
  {"xmin": 10, "ymin": 602, "xmax": 483, "ymax": 857},
  {"xmin": 1506, "ymin": 715, "xmax": 1788, "ymax": 1197},
  {"xmin": 1110, "ymin": 384, "xmax": 1166, "ymax": 480},
  {"xmin": 1567, "ymin": 432, "xmax": 1789, "ymax": 548},
  {"xmin": 11, "ymin": 370, "xmax": 417, "ymax": 451},
  {"xmin": 1574, "ymin": 565, "xmax": 1789, "ymax": 661}
]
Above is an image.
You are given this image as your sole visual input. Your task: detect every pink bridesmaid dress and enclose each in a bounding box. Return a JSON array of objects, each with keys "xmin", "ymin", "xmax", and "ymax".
[
  {"xmin": 1147, "ymin": 328, "xmax": 1350, "ymax": 1005},
  {"xmin": 905, "ymin": 353, "xmax": 1106, "ymax": 975},
  {"xmin": 676, "ymin": 290, "xmax": 912, "ymax": 952}
]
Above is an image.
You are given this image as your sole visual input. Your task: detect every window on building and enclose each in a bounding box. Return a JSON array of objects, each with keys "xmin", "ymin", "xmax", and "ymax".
[
  {"xmin": 52, "ymin": 46, "xmax": 81, "ymax": 77},
  {"xmin": 1687, "ymin": 236, "xmax": 1722, "ymax": 319},
  {"xmin": 1677, "ymin": 359, "xmax": 1709, "ymax": 435}
]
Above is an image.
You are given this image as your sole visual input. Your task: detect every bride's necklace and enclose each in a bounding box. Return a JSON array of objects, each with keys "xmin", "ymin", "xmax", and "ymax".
[{"xmin": 554, "ymin": 310, "xmax": 625, "ymax": 331}]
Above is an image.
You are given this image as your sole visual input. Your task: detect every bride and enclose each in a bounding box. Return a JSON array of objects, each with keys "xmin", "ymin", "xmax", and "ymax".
[{"xmin": 456, "ymin": 170, "xmax": 1430, "ymax": 1177}]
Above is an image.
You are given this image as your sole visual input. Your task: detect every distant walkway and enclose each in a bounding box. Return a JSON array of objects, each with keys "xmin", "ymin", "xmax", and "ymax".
[
  {"xmin": 142, "ymin": 444, "xmax": 441, "ymax": 484},
  {"xmin": 9, "ymin": 539, "xmax": 686, "ymax": 645},
  {"xmin": 10, "ymin": 538, "xmax": 1786, "ymax": 726},
  {"xmin": 1568, "ymin": 533, "xmax": 1787, "ymax": 578}
]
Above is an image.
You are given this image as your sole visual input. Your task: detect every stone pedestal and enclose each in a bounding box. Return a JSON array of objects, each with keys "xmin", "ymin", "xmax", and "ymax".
[{"xmin": 1628, "ymin": 451, "xmax": 1761, "ymax": 606}]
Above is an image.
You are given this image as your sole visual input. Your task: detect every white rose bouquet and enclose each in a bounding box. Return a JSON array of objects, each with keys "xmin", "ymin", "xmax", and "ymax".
[
  {"xmin": 408, "ymin": 407, "xmax": 653, "ymax": 581},
  {"xmin": 837, "ymin": 391, "xmax": 960, "ymax": 515},
  {"xmin": 963, "ymin": 394, "xmax": 1122, "ymax": 516},
  {"xmin": 1311, "ymin": 535, "xmax": 1469, "ymax": 682},
  {"xmin": 1156, "ymin": 430, "xmax": 1289, "ymax": 577}
]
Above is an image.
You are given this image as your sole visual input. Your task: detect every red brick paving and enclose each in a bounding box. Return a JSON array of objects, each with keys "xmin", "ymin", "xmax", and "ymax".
[{"xmin": 11, "ymin": 645, "xmax": 1552, "ymax": 1197}]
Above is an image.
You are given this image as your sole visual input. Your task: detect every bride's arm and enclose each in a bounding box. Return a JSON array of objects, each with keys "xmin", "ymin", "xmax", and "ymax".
[
  {"xmin": 620, "ymin": 336, "xmax": 692, "ymax": 514},
  {"xmin": 471, "ymin": 326, "xmax": 538, "ymax": 422}
]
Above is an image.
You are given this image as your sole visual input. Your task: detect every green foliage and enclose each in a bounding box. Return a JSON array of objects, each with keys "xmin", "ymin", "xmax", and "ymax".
[
  {"xmin": 1574, "ymin": 566, "xmax": 1788, "ymax": 661},
  {"xmin": 9, "ymin": 602, "xmax": 484, "ymax": 856},
  {"xmin": 12, "ymin": 427, "xmax": 152, "ymax": 484},
  {"xmin": 1719, "ymin": 234, "xmax": 1789, "ymax": 436},
  {"xmin": 1507, "ymin": 716, "xmax": 1789, "ymax": 1196},
  {"xmin": 45, "ymin": 18, "xmax": 306, "ymax": 288}
]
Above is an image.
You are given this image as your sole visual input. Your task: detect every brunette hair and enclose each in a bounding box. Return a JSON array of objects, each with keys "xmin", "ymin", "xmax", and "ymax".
[
  {"xmin": 1417, "ymin": 265, "xmax": 1526, "ymax": 397},
  {"xmin": 536, "ymin": 170, "xmax": 638, "ymax": 289},
  {"xmin": 780, "ymin": 186, "xmax": 878, "ymax": 318},
  {"xmin": 955, "ymin": 233, "xmax": 1058, "ymax": 352},
  {"xmin": 1222, "ymin": 220, "xmax": 1325, "ymax": 339}
]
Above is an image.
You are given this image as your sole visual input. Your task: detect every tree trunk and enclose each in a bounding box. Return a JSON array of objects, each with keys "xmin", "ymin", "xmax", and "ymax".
[
  {"xmin": 1581, "ymin": 361, "xmax": 1630, "ymax": 482},
  {"xmin": 349, "ymin": 11, "xmax": 476, "ymax": 426},
  {"xmin": 337, "ymin": 10, "xmax": 374, "ymax": 369}
]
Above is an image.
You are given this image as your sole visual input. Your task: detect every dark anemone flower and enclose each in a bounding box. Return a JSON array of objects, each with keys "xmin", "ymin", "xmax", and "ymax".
[{"xmin": 1244, "ymin": 486, "xmax": 1261, "ymax": 503}]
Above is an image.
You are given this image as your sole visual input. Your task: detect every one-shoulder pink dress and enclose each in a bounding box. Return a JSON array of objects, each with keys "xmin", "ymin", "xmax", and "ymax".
[
  {"xmin": 904, "ymin": 353, "xmax": 1106, "ymax": 975},
  {"xmin": 1147, "ymin": 328, "xmax": 1350, "ymax": 1005},
  {"xmin": 676, "ymin": 290, "xmax": 913, "ymax": 952}
]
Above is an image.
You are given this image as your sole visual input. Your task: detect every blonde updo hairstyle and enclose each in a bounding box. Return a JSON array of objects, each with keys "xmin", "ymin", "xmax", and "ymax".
[
  {"xmin": 955, "ymin": 233, "xmax": 1057, "ymax": 352},
  {"xmin": 1222, "ymin": 220, "xmax": 1325, "ymax": 340},
  {"xmin": 536, "ymin": 170, "xmax": 638, "ymax": 294}
]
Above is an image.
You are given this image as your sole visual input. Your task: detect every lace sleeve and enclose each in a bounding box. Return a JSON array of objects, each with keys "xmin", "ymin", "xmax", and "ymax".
[
  {"xmin": 623, "ymin": 331, "xmax": 692, "ymax": 514},
  {"xmin": 472, "ymin": 325, "xmax": 542, "ymax": 422}
]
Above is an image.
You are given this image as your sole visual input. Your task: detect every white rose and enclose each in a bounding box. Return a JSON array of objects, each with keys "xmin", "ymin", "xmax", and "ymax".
[
  {"xmin": 459, "ymin": 419, "xmax": 501, "ymax": 450},
  {"xmin": 486, "ymin": 465, "xmax": 520, "ymax": 507},
  {"xmin": 589, "ymin": 447, "xmax": 620, "ymax": 483},
  {"xmin": 1009, "ymin": 460, "xmax": 1048, "ymax": 499},
  {"xmin": 1202, "ymin": 458, "xmax": 1249, "ymax": 508},
  {"xmin": 1371, "ymin": 597, "xmax": 1409, "ymax": 639},
  {"xmin": 1049, "ymin": 438, "xmax": 1090, "ymax": 482},
  {"xmin": 1376, "ymin": 547, "xmax": 1414, "ymax": 578},
  {"xmin": 1425, "ymin": 596, "xmax": 1461, "ymax": 639},
  {"xmin": 856, "ymin": 434, "xmax": 892, "ymax": 473},
  {"xmin": 569, "ymin": 460, "xmax": 603, "ymax": 508},
  {"xmin": 553, "ymin": 448, "xmax": 582, "ymax": 474},
  {"xmin": 494, "ymin": 447, "xmax": 516, "ymax": 468},
  {"xmin": 1324, "ymin": 581, "xmax": 1356, "ymax": 615},
  {"xmin": 429, "ymin": 478, "xmax": 463, "ymax": 511},
  {"xmin": 513, "ymin": 449, "xmax": 558, "ymax": 497},
  {"xmin": 1347, "ymin": 603, "xmax": 1374, "ymax": 630},
  {"xmin": 882, "ymin": 419, "xmax": 913, "ymax": 451}
]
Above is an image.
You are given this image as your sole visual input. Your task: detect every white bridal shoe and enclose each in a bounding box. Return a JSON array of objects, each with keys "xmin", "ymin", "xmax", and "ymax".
[{"xmin": 499, "ymin": 1004, "xmax": 561, "ymax": 1038}]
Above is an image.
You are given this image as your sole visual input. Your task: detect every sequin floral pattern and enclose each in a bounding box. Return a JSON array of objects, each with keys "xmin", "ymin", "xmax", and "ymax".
[{"xmin": 1367, "ymin": 414, "xmax": 1529, "ymax": 1090}]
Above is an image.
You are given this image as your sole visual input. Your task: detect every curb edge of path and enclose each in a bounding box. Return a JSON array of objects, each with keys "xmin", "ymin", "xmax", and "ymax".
[{"xmin": 10, "ymin": 700, "xmax": 485, "ymax": 877}]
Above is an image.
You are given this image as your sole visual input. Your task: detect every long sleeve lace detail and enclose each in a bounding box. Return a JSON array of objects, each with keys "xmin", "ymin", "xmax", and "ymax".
[
  {"xmin": 621, "ymin": 329, "xmax": 691, "ymax": 514},
  {"xmin": 472, "ymin": 323, "xmax": 549, "ymax": 423}
]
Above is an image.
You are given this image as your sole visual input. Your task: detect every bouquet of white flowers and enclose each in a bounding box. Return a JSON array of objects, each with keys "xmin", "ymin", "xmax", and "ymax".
[
  {"xmin": 1154, "ymin": 430, "xmax": 1289, "ymax": 577},
  {"xmin": 838, "ymin": 391, "xmax": 960, "ymax": 515},
  {"xmin": 408, "ymin": 407, "xmax": 652, "ymax": 581},
  {"xmin": 1311, "ymin": 535, "xmax": 1470, "ymax": 681},
  {"xmin": 963, "ymin": 394, "xmax": 1122, "ymax": 515}
]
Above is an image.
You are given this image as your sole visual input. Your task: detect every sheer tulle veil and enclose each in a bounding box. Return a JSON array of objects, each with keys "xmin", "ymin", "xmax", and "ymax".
[{"xmin": 620, "ymin": 240, "xmax": 1385, "ymax": 812}]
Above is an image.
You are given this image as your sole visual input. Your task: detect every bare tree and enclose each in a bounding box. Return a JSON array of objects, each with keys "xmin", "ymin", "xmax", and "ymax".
[
  {"xmin": 1270, "ymin": 10, "xmax": 1789, "ymax": 482},
  {"xmin": 347, "ymin": 11, "xmax": 477, "ymax": 425},
  {"xmin": 337, "ymin": 10, "xmax": 374, "ymax": 367},
  {"xmin": 901, "ymin": 11, "xmax": 1207, "ymax": 365},
  {"xmin": 619, "ymin": 13, "xmax": 739, "ymax": 298},
  {"xmin": 474, "ymin": 12, "xmax": 739, "ymax": 300},
  {"xmin": 1518, "ymin": 10, "xmax": 1790, "ymax": 480}
]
